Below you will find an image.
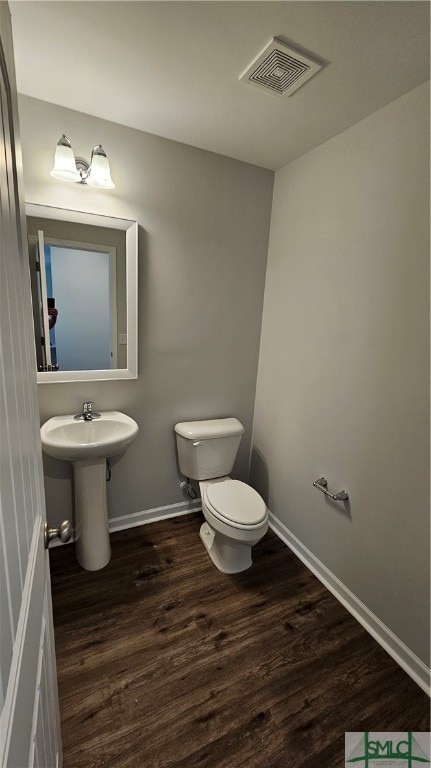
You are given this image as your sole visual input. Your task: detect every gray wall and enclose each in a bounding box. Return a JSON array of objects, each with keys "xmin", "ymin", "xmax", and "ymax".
[
  {"xmin": 251, "ymin": 83, "xmax": 430, "ymax": 665},
  {"xmin": 18, "ymin": 95, "xmax": 274, "ymax": 528}
]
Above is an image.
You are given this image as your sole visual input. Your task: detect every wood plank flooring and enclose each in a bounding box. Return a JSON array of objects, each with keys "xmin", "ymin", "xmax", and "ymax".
[{"xmin": 49, "ymin": 514, "xmax": 430, "ymax": 768}]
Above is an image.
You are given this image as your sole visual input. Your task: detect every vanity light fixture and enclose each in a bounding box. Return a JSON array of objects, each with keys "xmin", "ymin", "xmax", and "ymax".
[{"xmin": 50, "ymin": 134, "xmax": 115, "ymax": 189}]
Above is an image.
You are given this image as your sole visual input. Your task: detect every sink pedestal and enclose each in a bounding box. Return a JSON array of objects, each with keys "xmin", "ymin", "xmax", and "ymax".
[{"xmin": 73, "ymin": 458, "xmax": 110, "ymax": 571}]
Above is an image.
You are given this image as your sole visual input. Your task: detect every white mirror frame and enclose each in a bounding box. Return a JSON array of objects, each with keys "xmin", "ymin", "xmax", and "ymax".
[{"xmin": 26, "ymin": 203, "xmax": 138, "ymax": 384}]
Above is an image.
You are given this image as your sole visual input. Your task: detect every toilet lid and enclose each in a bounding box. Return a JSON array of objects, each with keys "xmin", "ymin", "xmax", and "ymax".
[{"xmin": 205, "ymin": 480, "xmax": 266, "ymax": 526}]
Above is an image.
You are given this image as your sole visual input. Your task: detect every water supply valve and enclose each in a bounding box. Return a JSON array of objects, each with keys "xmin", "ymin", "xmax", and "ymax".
[{"xmin": 180, "ymin": 480, "xmax": 197, "ymax": 500}]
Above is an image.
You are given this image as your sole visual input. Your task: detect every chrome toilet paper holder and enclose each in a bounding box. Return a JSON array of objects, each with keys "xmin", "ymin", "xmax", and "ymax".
[{"xmin": 313, "ymin": 477, "xmax": 349, "ymax": 502}]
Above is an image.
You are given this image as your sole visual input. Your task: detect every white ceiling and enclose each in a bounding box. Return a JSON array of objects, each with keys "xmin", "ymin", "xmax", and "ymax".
[{"xmin": 10, "ymin": 1, "xmax": 430, "ymax": 170}]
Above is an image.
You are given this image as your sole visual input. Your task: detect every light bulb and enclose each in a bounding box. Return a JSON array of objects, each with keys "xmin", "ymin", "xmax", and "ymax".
[
  {"xmin": 50, "ymin": 135, "xmax": 80, "ymax": 183},
  {"xmin": 87, "ymin": 145, "xmax": 115, "ymax": 189}
]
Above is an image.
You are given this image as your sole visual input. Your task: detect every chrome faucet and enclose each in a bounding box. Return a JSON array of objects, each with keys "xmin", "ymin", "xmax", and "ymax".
[{"xmin": 74, "ymin": 401, "xmax": 101, "ymax": 421}]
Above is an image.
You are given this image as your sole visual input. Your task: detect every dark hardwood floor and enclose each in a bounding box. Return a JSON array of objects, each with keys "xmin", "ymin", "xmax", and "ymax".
[{"xmin": 49, "ymin": 513, "xmax": 430, "ymax": 768}]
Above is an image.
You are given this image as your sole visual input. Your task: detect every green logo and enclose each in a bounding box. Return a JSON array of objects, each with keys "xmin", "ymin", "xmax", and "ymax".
[{"xmin": 345, "ymin": 732, "xmax": 430, "ymax": 767}]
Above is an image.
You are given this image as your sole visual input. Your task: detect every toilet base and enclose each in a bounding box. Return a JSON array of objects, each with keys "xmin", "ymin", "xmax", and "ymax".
[{"xmin": 199, "ymin": 522, "xmax": 252, "ymax": 574}]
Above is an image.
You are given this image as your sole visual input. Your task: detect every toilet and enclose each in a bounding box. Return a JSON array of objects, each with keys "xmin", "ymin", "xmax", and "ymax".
[{"xmin": 174, "ymin": 417, "xmax": 268, "ymax": 574}]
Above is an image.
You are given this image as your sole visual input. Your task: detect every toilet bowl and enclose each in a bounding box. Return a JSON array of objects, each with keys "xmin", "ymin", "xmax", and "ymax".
[{"xmin": 199, "ymin": 477, "xmax": 268, "ymax": 573}]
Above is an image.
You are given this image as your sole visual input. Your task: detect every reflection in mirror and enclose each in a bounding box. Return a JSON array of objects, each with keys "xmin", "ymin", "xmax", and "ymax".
[
  {"xmin": 28, "ymin": 230, "xmax": 122, "ymax": 372},
  {"xmin": 26, "ymin": 204, "xmax": 138, "ymax": 383}
]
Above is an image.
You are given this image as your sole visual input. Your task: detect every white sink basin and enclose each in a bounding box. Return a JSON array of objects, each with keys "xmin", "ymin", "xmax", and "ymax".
[{"xmin": 41, "ymin": 410, "xmax": 139, "ymax": 461}]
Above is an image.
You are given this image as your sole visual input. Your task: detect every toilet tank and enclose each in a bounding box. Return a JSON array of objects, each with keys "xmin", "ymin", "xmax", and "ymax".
[{"xmin": 174, "ymin": 418, "xmax": 244, "ymax": 480}]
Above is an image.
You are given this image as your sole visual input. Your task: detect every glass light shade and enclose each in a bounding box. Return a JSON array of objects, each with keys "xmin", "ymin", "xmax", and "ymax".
[
  {"xmin": 87, "ymin": 147, "xmax": 115, "ymax": 189},
  {"xmin": 50, "ymin": 137, "xmax": 80, "ymax": 183}
]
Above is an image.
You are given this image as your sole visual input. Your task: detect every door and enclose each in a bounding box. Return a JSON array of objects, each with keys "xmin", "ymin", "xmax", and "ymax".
[{"xmin": 0, "ymin": 4, "xmax": 62, "ymax": 767}]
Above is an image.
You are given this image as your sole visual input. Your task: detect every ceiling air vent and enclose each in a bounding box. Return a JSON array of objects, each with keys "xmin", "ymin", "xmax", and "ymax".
[{"xmin": 240, "ymin": 38, "xmax": 322, "ymax": 97}]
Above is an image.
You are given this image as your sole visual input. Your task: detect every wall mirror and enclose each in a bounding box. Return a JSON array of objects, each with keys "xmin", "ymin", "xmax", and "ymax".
[{"xmin": 26, "ymin": 203, "xmax": 138, "ymax": 383}]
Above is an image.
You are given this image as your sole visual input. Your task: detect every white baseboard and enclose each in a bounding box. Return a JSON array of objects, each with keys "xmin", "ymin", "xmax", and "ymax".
[
  {"xmin": 109, "ymin": 499, "xmax": 201, "ymax": 532},
  {"xmin": 269, "ymin": 512, "xmax": 431, "ymax": 697}
]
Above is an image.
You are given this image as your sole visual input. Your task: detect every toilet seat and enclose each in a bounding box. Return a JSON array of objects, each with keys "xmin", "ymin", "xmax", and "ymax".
[{"xmin": 204, "ymin": 479, "xmax": 266, "ymax": 527}]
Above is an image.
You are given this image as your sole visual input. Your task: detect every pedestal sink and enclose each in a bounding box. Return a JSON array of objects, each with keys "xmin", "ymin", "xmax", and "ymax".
[{"xmin": 41, "ymin": 411, "xmax": 139, "ymax": 571}]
